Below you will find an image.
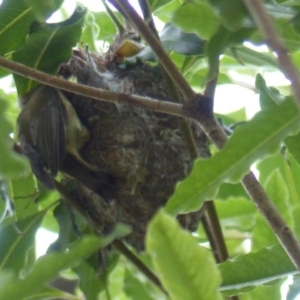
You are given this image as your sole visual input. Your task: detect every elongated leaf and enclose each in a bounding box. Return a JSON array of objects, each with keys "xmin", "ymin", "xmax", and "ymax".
[
  {"xmin": 0, "ymin": 236, "xmax": 102, "ymax": 300},
  {"xmin": 0, "ymin": 0, "xmax": 34, "ymax": 56},
  {"xmin": 219, "ymin": 244, "xmax": 296, "ymax": 296},
  {"xmin": 171, "ymin": 3, "xmax": 220, "ymax": 40},
  {"xmin": 0, "ymin": 0, "xmax": 62, "ymax": 56},
  {"xmin": 12, "ymin": 5, "xmax": 86, "ymax": 95},
  {"xmin": 166, "ymin": 98, "xmax": 300, "ymax": 215},
  {"xmin": 225, "ymin": 46, "xmax": 278, "ymax": 68},
  {"xmin": 0, "ymin": 209, "xmax": 46, "ymax": 275},
  {"xmin": 25, "ymin": 0, "xmax": 63, "ymax": 22},
  {"xmin": 146, "ymin": 210, "xmax": 222, "ymax": 300}
]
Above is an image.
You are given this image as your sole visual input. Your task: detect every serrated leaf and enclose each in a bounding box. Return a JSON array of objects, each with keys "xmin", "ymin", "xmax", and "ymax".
[
  {"xmin": 171, "ymin": 3, "xmax": 220, "ymax": 40},
  {"xmin": 0, "ymin": 236, "xmax": 103, "ymax": 300},
  {"xmin": 166, "ymin": 98, "xmax": 300, "ymax": 215},
  {"xmin": 0, "ymin": 209, "xmax": 46, "ymax": 275},
  {"xmin": 12, "ymin": 5, "xmax": 86, "ymax": 95},
  {"xmin": 219, "ymin": 244, "xmax": 296, "ymax": 295},
  {"xmin": 146, "ymin": 210, "xmax": 222, "ymax": 300}
]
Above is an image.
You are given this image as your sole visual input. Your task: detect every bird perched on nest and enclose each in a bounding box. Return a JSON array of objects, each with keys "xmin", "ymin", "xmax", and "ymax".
[{"xmin": 56, "ymin": 29, "xmax": 210, "ymax": 250}]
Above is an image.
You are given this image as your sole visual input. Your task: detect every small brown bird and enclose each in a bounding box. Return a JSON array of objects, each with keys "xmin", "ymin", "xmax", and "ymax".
[{"xmin": 17, "ymin": 85, "xmax": 115, "ymax": 197}]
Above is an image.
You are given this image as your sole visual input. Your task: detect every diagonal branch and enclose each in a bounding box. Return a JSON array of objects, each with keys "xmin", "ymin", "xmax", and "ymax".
[{"xmin": 108, "ymin": 0, "xmax": 196, "ymax": 100}]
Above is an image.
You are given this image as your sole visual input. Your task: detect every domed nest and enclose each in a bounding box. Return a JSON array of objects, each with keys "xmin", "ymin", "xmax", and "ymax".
[{"xmin": 59, "ymin": 47, "xmax": 210, "ymax": 250}]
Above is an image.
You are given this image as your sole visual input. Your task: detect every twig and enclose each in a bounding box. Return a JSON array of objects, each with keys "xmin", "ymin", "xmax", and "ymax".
[
  {"xmin": 243, "ymin": 0, "xmax": 300, "ymax": 109},
  {"xmin": 0, "ymin": 56, "xmax": 183, "ymax": 117},
  {"xmin": 197, "ymin": 114, "xmax": 300, "ymax": 270},
  {"xmin": 113, "ymin": 239, "xmax": 168, "ymax": 295},
  {"xmin": 108, "ymin": 0, "xmax": 196, "ymax": 100}
]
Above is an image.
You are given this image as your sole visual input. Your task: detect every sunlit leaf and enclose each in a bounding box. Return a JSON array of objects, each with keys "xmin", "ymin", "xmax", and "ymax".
[
  {"xmin": 219, "ymin": 244, "xmax": 296, "ymax": 296},
  {"xmin": 12, "ymin": 4, "xmax": 86, "ymax": 95},
  {"xmin": 147, "ymin": 210, "xmax": 222, "ymax": 300},
  {"xmin": 0, "ymin": 209, "xmax": 46, "ymax": 275},
  {"xmin": 0, "ymin": 236, "xmax": 103, "ymax": 300},
  {"xmin": 171, "ymin": 2, "xmax": 220, "ymax": 40},
  {"xmin": 166, "ymin": 98, "xmax": 300, "ymax": 215}
]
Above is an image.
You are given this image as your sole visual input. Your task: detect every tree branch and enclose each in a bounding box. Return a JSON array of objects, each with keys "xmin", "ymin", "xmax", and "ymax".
[
  {"xmin": 0, "ymin": 56, "xmax": 183, "ymax": 117},
  {"xmin": 108, "ymin": 0, "xmax": 196, "ymax": 100}
]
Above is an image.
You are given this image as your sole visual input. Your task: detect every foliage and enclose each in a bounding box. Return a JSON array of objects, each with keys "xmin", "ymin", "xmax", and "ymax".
[{"xmin": 1, "ymin": 0, "xmax": 300, "ymax": 299}]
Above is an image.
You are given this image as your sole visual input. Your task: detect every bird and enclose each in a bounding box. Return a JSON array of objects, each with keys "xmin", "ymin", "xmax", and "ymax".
[{"xmin": 17, "ymin": 85, "xmax": 116, "ymax": 198}]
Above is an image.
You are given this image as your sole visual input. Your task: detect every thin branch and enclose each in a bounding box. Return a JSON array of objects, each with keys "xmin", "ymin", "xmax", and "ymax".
[
  {"xmin": 243, "ymin": 0, "xmax": 300, "ymax": 109},
  {"xmin": 108, "ymin": 0, "xmax": 196, "ymax": 100},
  {"xmin": 197, "ymin": 114, "xmax": 300, "ymax": 270},
  {"xmin": 113, "ymin": 240, "xmax": 168, "ymax": 295},
  {"xmin": 0, "ymin": 56, "xmax": 183, "ymax": 117}
]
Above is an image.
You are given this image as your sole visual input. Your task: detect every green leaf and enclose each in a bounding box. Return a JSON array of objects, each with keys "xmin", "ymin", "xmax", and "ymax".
[
  {"xmin": 0, "ymin": 209, "xmax": 46, "ymax": 275},
  {"xmin": 124, "ymin": 266, "xmax": 158, "ymax": 300},
  {"xmin": 219, "ymin": 244, "xmax": 296, "ymax": 295},
  {"xmin": 146, "ymin": 209, "xmax": 222, "ymax": 300},
  {"xmin": 0, "ymin": 91, "xmax": 28, "ymax": 177},
  {"xmin": 171, "ymin": 3, "xmax": 220, "ymax": 40},
  {"xmin": 255, "ymin": 74, "xmax": 284, "ymax": 110},
  {"xmin": 208, "ymin": 0, "xmax": 249, "ymax": 31},
  {"xmin": 81, "ymin": 12, "xmax": 100, "ymax": 51},
  {"xmin": 205, "ymin": 26, "xmax": 231, "ymax": 81},
  {"xmin": 225, "ymin": 46, "xmax": 278, "ymax": 68},
  {"xmin": 0, "ymin": 236, "xmax": 103, "ymax": 300},
  {"xmin": 166, "ymin": 98, "xmax": 300, "ymax": 215},
  {"xmin": 93, "ymin": 11, "xmax": 118, "ymax": 42},
  {"xmin": 24, "ymin": 0, "xmax": 63, "ymax": 22},
  {"xmin": 285, "ymin": 131, "xmax": 300, "ymax": 165},
  {"xmin": 73, "ymin": 260, "xmax": 105, "ymax": 300},
  {"xmin": 11, "ymin": 173, "xmax": 39, "ymax": 220},
  {"xmin": 0, "ymin": 0, "xmax": 34, "ymax": 56},
  {"xmin": 149, "ymin": 0, "xmax": 173, "ymax": 12},
  {"xmin": 12, "ymin": 4, "xmax": 86, "ymax": 95},
  {"xmin": 215, "ymin": 198, "xmax": 256, "ymax": 231}
]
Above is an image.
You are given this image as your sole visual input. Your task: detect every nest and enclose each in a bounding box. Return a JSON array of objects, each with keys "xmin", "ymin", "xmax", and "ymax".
[{"xmin": 59, "ymin": 49, "xmax": 210, "ymax": 250}]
